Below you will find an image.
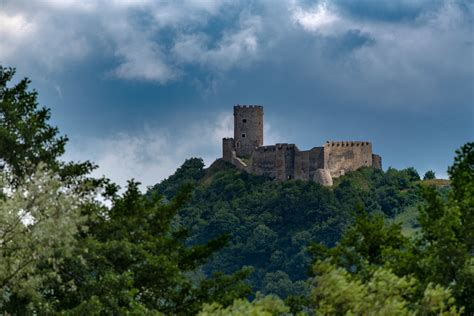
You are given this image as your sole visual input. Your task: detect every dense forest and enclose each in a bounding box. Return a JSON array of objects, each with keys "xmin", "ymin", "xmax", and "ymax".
[
  {"xmin": 0, "ymin": 67, "xmax": 472, "ymax": 315},
  {"xmin": 149, "ymin": 158, "xmax": 442, "ymax": 299}
]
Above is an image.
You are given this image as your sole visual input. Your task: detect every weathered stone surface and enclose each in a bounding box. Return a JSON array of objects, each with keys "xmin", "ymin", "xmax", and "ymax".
[
  {"xmin": 313, "ymin": 169, "xmax": 333, "ymax": 186},
  {"xmin": 372, "ymin": 154, "xmax": 382, "ymax": 170},
  {"xmin": 234, "ymin": 105, "xmax": 263, "ymax": 157},
  {"xmin": 222, "ymin": 105, "xmax": 382, "ymax": 186},
  {"xmin": 323, "ymin": 141, "xmax": 374, "ymax": 178}
]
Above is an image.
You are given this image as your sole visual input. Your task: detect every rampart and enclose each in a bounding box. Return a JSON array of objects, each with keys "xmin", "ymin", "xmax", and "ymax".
[
  {"xmin": 323, "ymin": 141, "xmax": 374, "ymax": 178},
  {"xmin": 222, "ymin": 137, "xmax": 247, "ymax": 170},
  {"xmin": 234, "ymin": 105, "xmax": 263, "ymax": 157},
  {"xmin": 294, "ymin": 147, "xmax": 325, "ymax": 181},
  {"xmin": 372, "ymin": 154, "xmax": 382, "ymax": 169},
  {"xmin": 222, "ymin": 106, "xmax": 382, "ymax": 186}
]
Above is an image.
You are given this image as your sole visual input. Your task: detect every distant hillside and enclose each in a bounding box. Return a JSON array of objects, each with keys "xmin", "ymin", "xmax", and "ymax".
[{"xmin": 148, "ymin": 158, "xmax": 449, "ymax": 298}]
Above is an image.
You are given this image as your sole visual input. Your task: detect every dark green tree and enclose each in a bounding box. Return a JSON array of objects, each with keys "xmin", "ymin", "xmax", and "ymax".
[
  {"xmin": 423, "ymin": 170, "xmax": 436, "ymax": 180},
  {"xmin": 0, "ymin": 66, "xmax": 250, "ymax": 314},
  {"xmin": 42, "ymin": 181, "xmax": 251, "ymax": 315},
  {"xmin": 149, "ymin": 157, "xmax": 205, "ymax": 200},
  {"xmin": 309, "ymin": 143, "xmax": 474, "ymax": 313},
  {"xmin": 414, "ymin": 142, "xmax": 474, "ymax": 313},
  {"xmin": 148, "ymin": 157, "xmax": 429, "ymax": 298},
  {"xmin": 0, "ymin": 66, "xmax": 94, "ymax": 184}
]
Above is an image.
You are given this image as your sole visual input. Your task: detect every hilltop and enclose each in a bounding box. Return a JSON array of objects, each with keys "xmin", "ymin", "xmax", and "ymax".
[{"xmin": 148, "ymin": 158, "xmax": 448, "ymax": 298}]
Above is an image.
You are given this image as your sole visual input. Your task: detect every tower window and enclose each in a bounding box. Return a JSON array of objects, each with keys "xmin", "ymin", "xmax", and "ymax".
[
  {"xmin": 242, "ymin": 119, "xmax": 247, "ymax": 123},
  {"xmin": 241, "ymin": 133, "xmax": 246, "ymax": 138}
]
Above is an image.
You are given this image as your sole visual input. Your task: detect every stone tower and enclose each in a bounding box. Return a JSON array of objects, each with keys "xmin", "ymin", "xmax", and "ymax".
[{"xmin": 234, "ymin": 105, "xmax": 263, "ymax": 157}]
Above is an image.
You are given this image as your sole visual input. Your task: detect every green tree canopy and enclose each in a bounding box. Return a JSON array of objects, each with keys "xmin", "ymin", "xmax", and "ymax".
[
  {"xmin": 0, "ymin": 166, "xmax": 87, "ymax": 312},
  {"xmin": 199, "ymin": 294, "xmax": 289, "ymax": 316},
  {"xmin": 310, "ymin": 142, "xmax": 474, "ymax": 314},
  {"xmin": 0, "ymin": 66, "xmax": 94, "ymax": 184},
  {"xmin": 423, "ymin": 170, "xmax": 436, "ymax": 180},
  {"xmin": 40, "ymin": 182, "xmax": 251, "ymax": 315}
]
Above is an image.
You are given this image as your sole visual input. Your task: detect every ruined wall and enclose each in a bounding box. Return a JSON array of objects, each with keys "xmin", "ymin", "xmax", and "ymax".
[
  {"xmin": 250, "ymin": 144, "xmax": 329, "ymax": 183},
  {"xmin": 222, "ymin": 138, "xmax": 235, "ymax": 162},
  {"xmin": 275, "ymin": 144, "xmax": 296, "ymax": 181},
  {"xmin": 323, "ymin": 141, "xmax": 373, "ymax": 178},
  {"xmin": 313, "ymin": 169, "xmax": 333, "ymax": 186},
  {"xmin": 372, "ymin": 154, "xmax": 382, "ymax": 170},
  {"xmin": 222, "ymin": 106, "xmax": 382, "ymax": 186},
  {"xmin": 294, "ymin": 147, "xmax": 325, "ymax": 181},
  {"xmin": 250, "ymin": 145, "xmax": 278, "ymax": 178},
  {"xmin": 234, "ymin": 105, "xmax": 263, "ymax": 157},
  {"xmin": 250, "ymin": 144, "xmax": 296, "ymax": 181},
  {"xmin": 222, "ymin": 137, "xmax": 248, "ymax": 170},
  {"xmin": 248, "ymin": 142, "xmax": 377, "ymax": 183}
]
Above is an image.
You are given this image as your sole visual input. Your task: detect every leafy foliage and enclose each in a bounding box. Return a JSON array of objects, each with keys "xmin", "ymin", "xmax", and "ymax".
[
  {"xmin": 0, "ymin": 66, "xmax": 95, "ymax": 185},
  {"xmin": 1, "ymin": 67, "xmax": 471, "ymax": 315},
  {"xmin": 312, "ymin": 263, "xmax": 461, "ymax": 315},
  {"xmin": 310, "ymin": 142, "xmax": 473, "ymax": 314},
  {"xmin": 0, "ymin": 166, "xmax": 86, "ymax": 313},
  {"xmin": 149, "ymin": 159, "xmax": 428, "ymax": 298},
  {"xmin": 0, "ymin": 67, "xmax": 250, "ymax": 315},
  {"xmin": 41, "ymin": 181, "xmax": 251, "ymax": 314},
  {"xmin": 423, "ymin": 170, "xmax": 436, "ymax": 180},
  {"xmin": 199, "ymin": 294, "xmax": 289, "ymax": 316}
]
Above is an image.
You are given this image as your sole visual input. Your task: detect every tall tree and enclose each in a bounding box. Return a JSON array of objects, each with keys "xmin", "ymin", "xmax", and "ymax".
[
  {"xmin": 423, "ymin": 170, "xmax": 436, "ymax": 180},
  {"xmin": 43, "ymin": 182, "xmax": 251, "ymax": 315},
  {"xmin": 0, "ymin": 66, "xmax": 94, "ymax": 184},
  {"xmin": 0, "ymin": 166, "xmax": 86, "ymax": 313},
  {"xmin": 309, "ymin": 142, "xmax": 474, "ymax": 314}
]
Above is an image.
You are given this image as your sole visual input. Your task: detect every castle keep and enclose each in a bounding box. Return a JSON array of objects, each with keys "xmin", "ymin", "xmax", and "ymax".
[{"xmin": 222, "ymin": 105, "xmax": 382, "ymax": 186}]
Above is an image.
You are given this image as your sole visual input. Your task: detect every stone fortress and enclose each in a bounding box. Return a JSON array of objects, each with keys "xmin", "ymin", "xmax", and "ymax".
[{"xmin": 222, "ymin": 105, "xmax": 382, "ymax": 186}]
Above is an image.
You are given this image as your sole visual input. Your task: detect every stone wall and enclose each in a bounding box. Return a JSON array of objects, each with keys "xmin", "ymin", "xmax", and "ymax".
[
  {"xmin": 222, "ymin": 137, "xmax": 248, "ymax": 171},
  {"xmin": 234, "ymin": 105, "xmax": 263, "ymax": 157},
  {"xmin": 372, "ymin": 154, "xmax": 382, "ymax": 169},
  {"xmin": 323, "ymin": 141, "xmax": 374, "ymax": 178},
  {"xmin": 275, "ymin": 144, "xmax": 296, "ymax": 181},
  {"xmin": 250, "ymin": 145, "xmax": 278, "ymax": 178},
  {"xmin": 294, "ymin": 147, "xmax": 325, "ymax": 180},
  {"xmin": 222, "ymin": 137, "xmax": 235, "ymax": 162},
  {"xmin": 222, "ymin": 106, "xmax": 382, "ymax": 186},
  {"xmin": 249, "ymin": 144, "xmax": 296, "ymax": 180},
  {"xmin": 249, "ymin": 144, "xmax": 326, "ymax": 183}
]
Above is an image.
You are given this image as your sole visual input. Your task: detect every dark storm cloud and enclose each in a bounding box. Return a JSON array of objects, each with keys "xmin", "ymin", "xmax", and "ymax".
[
  {"xmin": 332, "ymin": 0, "xmax": 445, "ymax": 22},
  {"xmin": 0, "ymin": 0, "xmax": 472, "ymax": 186}
]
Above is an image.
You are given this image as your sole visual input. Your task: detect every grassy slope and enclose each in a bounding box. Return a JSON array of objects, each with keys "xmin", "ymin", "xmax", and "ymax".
[{"xmin": 393, "ymin": 178, "xmax": 450, "ymax": 237}]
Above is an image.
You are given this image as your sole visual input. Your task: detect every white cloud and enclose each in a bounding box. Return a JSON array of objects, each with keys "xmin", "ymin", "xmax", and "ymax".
[
  {"xmin": 0, "ymin": 6, "xmax": 90, "ymax": 73},
  {"xmin": 173, "ymin": 13, "xmax": 262, "ymax": 71},
  {"xmin": 104, "ymin": 18, "xmax": 178, "ymax": 82},
  {"xmin": 0, "ymin": 0, "xmax": 261, "ymax": 82},
  {"xmin": 39, "ymin": 0, "xmax": 98, "ymax": 11},
  {"xmin": 291, "ymin": 2, "xmax": 341, "ymax": 35},
  {"xmin": 64, "ymin": 112, "xmax": 280, "ymax": 190},
  {"xmin": 0, "ymin": 12, "xmax": 36, "ymax": 60},
  {"xmin": 1, "ymin": 0, "xmax": 471, "ymax": 105},
  {"xmin": 288, "ymin": 0, "xmax": 473, "ymax": 110}
]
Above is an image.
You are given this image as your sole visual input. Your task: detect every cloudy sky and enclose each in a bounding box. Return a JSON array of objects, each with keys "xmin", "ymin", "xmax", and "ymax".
[{"xmin": 1, "ymin": 0, "xmax": 473, "ymax": 188}]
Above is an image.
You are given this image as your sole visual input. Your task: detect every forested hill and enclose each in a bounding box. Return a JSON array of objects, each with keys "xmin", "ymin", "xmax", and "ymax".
[{"xmin": 148, "ymin": 158, "xmax": 449, "ymax": 298}]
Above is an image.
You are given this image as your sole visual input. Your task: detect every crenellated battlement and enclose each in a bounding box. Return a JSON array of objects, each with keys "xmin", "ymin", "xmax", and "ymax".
[
  {"xmin": 276, "ymin": 143, "xmax": 296, "ymax": 150},
  {"xmin": 325, "ymin": 141, "xmax": 371, "ymax": 147},
  {"xmin": 222, "ymin": 105, "xmax": 381, "ymax": 186},
  {"xmin": 234, "ymin": 105, "xmax": 263, "ymax": 112},
  {"xmin": 257, "ymin": 145, "xmax": 276, "ymax": 152},
  {"xmin": 233, "ymin": 104, "xmax": 264, "ymax": 157}
]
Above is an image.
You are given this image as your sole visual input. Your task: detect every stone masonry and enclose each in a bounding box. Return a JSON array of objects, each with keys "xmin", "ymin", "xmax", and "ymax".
[{"xmin": 222, "ymin": 105, "xmax": 382, "ymax": 186}]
